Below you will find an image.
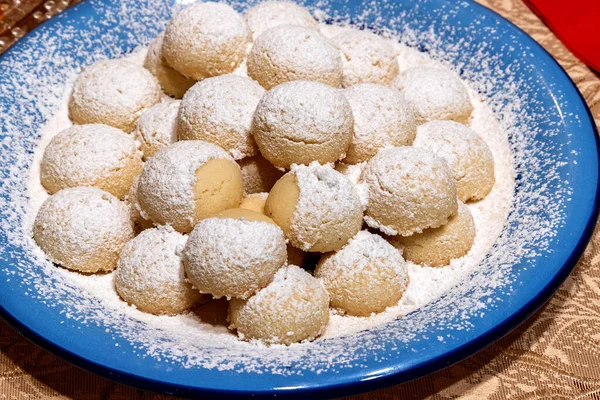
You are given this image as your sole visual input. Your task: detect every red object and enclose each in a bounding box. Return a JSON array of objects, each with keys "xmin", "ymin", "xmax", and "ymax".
[{"xmin": 523, "ymin": 0, "xmax": 600, "ymax": 73}]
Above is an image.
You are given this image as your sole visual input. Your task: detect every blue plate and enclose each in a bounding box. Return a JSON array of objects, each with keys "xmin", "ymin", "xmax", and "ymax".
[{"xmin": 0, "ymin": 0, "xmax": 598, "ymax": 398}]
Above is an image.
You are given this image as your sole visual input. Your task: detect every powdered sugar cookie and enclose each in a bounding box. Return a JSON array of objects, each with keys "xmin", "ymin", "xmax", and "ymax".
[
  {"xmin": 413, "ymin": 120, "xmax": 495, "ymax": 201},
  {"xmin": 247, "ymin": 25, "xmax": 342, "ymax": 90},
  {"xmin": 252, "ymin": 81, "xmax": 353, "ymax": 169},
  {"xmin": 360, "ymin": 147, "xmax": 458, "ymax": 236},
  {"xmin": 134, "ymin": 100, "xmax": 180, "ymax": 160},
  {"xmin": 237, "ymin": 154, "xmax": 284, "ymax": 195},
  {"xmin": 343, "ymin": 83, "xmax": 416, "ymax": 164},
  {"xmin": 391, "ymin": 201, "xmax": 475, "ymax": 267},
  {"xmin": 183, "ymin": 209, "xmax": 286, "ymax": 299},
  {"xmin": 33, "ymin": 187, "xmax": 134, "ymax": 273},
  {"xmin": 245, "ymin": 1, "xmax": 318, "ymax": 39},
  {"xmin": 144, "ymin": 33, "xmax": 195, "ymax": 98},
  {"xmin": 40, "ymin": 124, "xmax": 142, "ymax": 199},
  {"xmin": 315, "ymin": 230, "xmax": 408, "ymax": 316},
  {"xmin": 265, "ymin": 163, "xmax": 363, "ymax": 252},
  {"xmin": 162, "ymin": 2, "xmax": 251, "ymax": 80},
  {"xmin": 115, "ymin": 226, "xmax": 205, "ymax": 315},
  {"xmin": 69, "ymin": 59, "xmax": 161, "ymax": 132},
  {"xmin": 332, "ymin": 30, "xmax": 399, "ymax": 87},
  {"xmin": 137, "ymin": 141, "xmax": 243, "ymax": 233},
  {"xmin": 178, "ymin": 75, "xmax": 265, "ymax": 159},
  {"xmin": 228, "ymin": 264, "xmax": 329, "ymax": 344}
]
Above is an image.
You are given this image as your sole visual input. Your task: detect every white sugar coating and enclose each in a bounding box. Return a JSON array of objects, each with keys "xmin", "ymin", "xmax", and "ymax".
[
  {"xmin": 252, "ymin": 80, "xmax": 353, "ymax": 169},
  {"xmin": 413, "ymin": 120, "xmax": 495, "ymax": 202},
  {"xmin": 4, "ymin": 1, "xmax": 532, "ymax": 375},
  {"xmin": 162, "ymin": 2, "xmax": 251, "ymax": 81},
  {"xmin": 360, "ymin": 147, "xmax": 458, "ymax": 236},
  {"xmin": 342, "ymin": 83, "xmax": 416, "ymax": 164},
  {"xmin": 69, "ymin": 59, "xmax": 162, "ymax": 132},
  {"xmin": 237, "ymin": 154, "xmax": 284, "ymax": 194},
  {"xmin": 332, "ymin": 30, "xmax": 399, "ymax": 87},
  {"xmin": 290, "ymin": 162, "xmax": 363, "ymax": 252},
  {"xmin": 133, "ymin": 100, "xmax": 180, "ymax": 160},
  {"xmin": 178, "ymin": 75, "xmax": 265, "ymax": 160},
  {"xmin": 40, "ymin": 124, "xmax": 142, "ymax": 199},
  {"xmin": 228, "ymin": 265, "xmax": 329, "ymax": 345},
  {"xmin": 183, "ymin": 217, "xmax": 286, "ymax": 300},
  {"xmin": 315, "ymin": 230, "xmax": 409, "ymax": 316},
  {"xmin": 244, "ymin": 1, "xmax": 318, "ymax": 39},
  {"xmin": 137, "ymin": 140, "xmax": 238, "ymax": 233},
  {"xmin": 143, "ymin": 33, "xmax": 195, "ymax": 99},
  {"xmin": 335, "ymin": 161, "xmax": 366, "ymax": 186},
  {"xmin": 247, "ymin": 25, "xmax": 343, "ymax": 90},
  {"xmin": 391, "ymin": 201, "xmax": 476, "ymax": 267},
  {"xmin": 392, "ymin": 66, "xmax": 473, "ymax": 125},
  {"xmin": 33, "ymin": 187, "xmax": 134, "ymax": 273},
  {"xmin": 125, "ymin": 176, "xmax": 154, "ymax": 232},
  {"xmin": 115, "ymin": 226, "xmax": 204, "ymax": 315}
]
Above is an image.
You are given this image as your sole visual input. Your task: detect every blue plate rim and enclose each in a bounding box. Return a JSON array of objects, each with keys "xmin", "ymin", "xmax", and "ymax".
[{"xmin": 0, "ymin": 0, "xmax": 599, "ymax": 398}]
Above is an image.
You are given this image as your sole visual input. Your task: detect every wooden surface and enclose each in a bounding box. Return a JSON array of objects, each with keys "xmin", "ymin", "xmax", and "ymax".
[{"xmin": 1, "ymin": 0, "xmax": 600, "ymax": 398}]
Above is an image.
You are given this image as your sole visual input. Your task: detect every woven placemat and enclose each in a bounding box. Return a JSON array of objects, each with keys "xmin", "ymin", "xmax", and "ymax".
[{"xmin": 1, "ymin": 0, "xmax": 599, "ymax": 398}]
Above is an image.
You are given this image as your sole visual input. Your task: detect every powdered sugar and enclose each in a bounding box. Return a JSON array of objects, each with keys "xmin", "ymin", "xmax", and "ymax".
[{"xmin": 133, "ymin": 99, "xmax": 180, "ymax": 159}]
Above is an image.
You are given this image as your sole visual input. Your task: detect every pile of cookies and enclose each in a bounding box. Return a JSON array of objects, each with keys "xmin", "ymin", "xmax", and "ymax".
[{"xmin": 33, "ymin": 1, "xmax": 495, "ymax": 345}]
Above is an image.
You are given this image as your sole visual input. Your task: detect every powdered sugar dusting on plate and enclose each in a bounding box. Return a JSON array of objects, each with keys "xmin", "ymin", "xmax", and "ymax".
[{"xmin": 0, "ymin": 0, "xmax": 575, "ymax": 376}]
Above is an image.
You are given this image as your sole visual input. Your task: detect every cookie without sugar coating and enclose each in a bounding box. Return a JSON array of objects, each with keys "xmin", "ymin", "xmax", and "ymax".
[
  {"xmin": 392, "ymin": 66, "xmax": 473, "ymax": 125},
  {"xmin": 228, "ymin": 265, "xmax": 329, "ymax": 345},
  {"xmin": 265, "ymin": 162, "xmax": 363, "ymax": 253},
  {"xmin": 144, "ymin": 33, "xmax": 195, "ymax": 98},
  {"xmin": 33, "ymin": 187, "xmax": 134, "ymax": 273},
  {"xmin": 252, "ymin": 81, "xmax": 353, "ymax": 169},
  {"xmin": 315, "ymin": 231, "xmax": 409, "ymax": 316},
  {"xmin": 137, "ymin": 141, "xmax": 243, "ymax": 233},
  {"xmin": 115, "ymin": 226, "xmax": 205, "ymax": 315},
  {"xmin": 178, "ymin": 75, "xmax": 265, "ymax": 159},
  {"xmin": 183, "ymin": 209, "xmax": 287, "ymax": 299},
  {"xmin": 69, "ymin": 59, "xmax": 162, "ymax": 132},
  {"xmin": 237, "ymin": 154, "xmax": 285, "ymax": 194},
  {"xmin": 134, "ymin": 100, "xmax": 180, "ymax": 160},
  {"xmin": 239, "ymin": 192, "xmax": 268, "ymax": 214},
  {"xmin": 343, "ymin": 83, "xmax": 416, "ymax": 164},
  {"xmin": 360, "ymin": 147, "xmax": 458, "ymax": 236},
  {"xmin": 162, "ymin": 2, "xmax": 251, "ymax": 81},
  {"xmin": 413, "ymin": 120, "xmax": 495, "ymax": 202},
  {"xmin": 391, "ymin": 201, "xmax": 475, "ymax": 267},
  {"xmin": 247, "ymin": 25, "xmax": 343, "ymax": 90},
  {"xmin": 40, "ymin": 124, "xmax": 142, "ymax": 199},
  {"xmin": 332, "ymin": 30, "xmax": 399, "ymax": 87},
  {"xmin": 244, "ymin": 1, "xmax": 318, "ymax": 39}
]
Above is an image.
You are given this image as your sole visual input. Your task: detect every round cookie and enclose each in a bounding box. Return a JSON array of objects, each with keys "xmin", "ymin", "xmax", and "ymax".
[
  {"xmin": 237, "ymin": 154, "xmax": 284, "ymax": 194},
  {"xmin": 315, "ymin": 230, "xmax": 409, "ymax": 316},
  {"xmin": 40, "ymin": 124, "xmax": 142, "ymax": 199},
  {"xmin": 413, "ymin": 120, "xmax": 495, "ymax": 202},
  {"xmin": 228, "ymin": 264, "xmax": 329, "ymax": 345},
  {"xmin": 265, "ymin": 162, "xmax": 363, "ymax": 253},
  {"xmin": 252, "ymin": 81, "xmax": 353, "ymax": 169},
  {"xmin": 360, "ymin": 147, "xmax": 458, "ymax": 236},
  {"xmin": 342, "ymin": 83, "xmax": 416, "ymax": 164},
  {"xmin": 137, "ymin": 141, "xmax": 243, "ymax": 233},
  {"xmin": 144, "ymin": 33, "xmax": 195, "ymax": 98},
  {"xmin": 33, "ymin": 187, "xmax": 134, "ymax": 273},
  {"xmin": 134, "ymin": 100, "xmax": 180, "ymax": 159},
  {"xmin": 332, "ymin": 30, "xmax": 399, "ymax": 87},
  {"xmin": 245, "ymin": 1, "xmax": 318, "ymax": 39},
  {"xmin": 391, "ymin": 201, "xmax": 475, "ymax": 267},
  {"xmin": 392, "ymin": 66, "xmax": 473, "ymax": 125},
  {"xmin": 183, "ymin": 209, "xmax": 287, "ymax": 299},
  {"xmin": 239, "ymin": 192, "xmax": 268, "ymax": 214},
  {"xmin": 115, "ymin": 226, "xmax": 205, "ymax": 315},
  {"xmin": 178, "ymin": 75, "xmax": 265, "ymax": 159},
  {"xmin": 69, "ymin": 59, "xmax": 162, "ymax": 132},
  {"xmin": 247, "ymin": 25, "xmax": 343, "ymax": 90},
  {"xmin": 162, "ymin": 2, "xmax": 251, "ymax": 81}
]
